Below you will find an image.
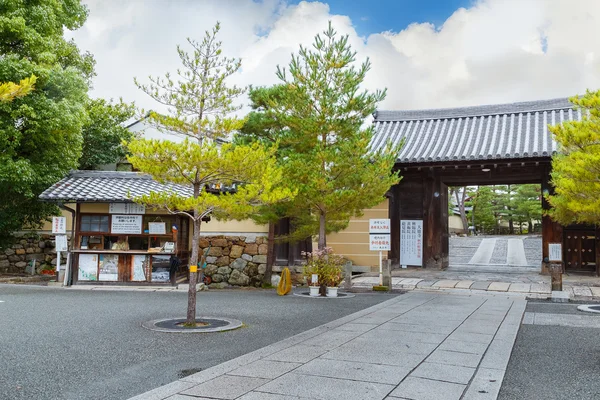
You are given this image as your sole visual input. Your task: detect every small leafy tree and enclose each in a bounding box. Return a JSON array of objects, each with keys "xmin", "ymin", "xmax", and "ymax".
[
  {"xmin": 79, "ymin": 98, "xmax": 135, "ymax": 169},
  {"xmin": 237, "ymin": 23, "xmax": 401, "ymax": 251},
  {"xmin": 132, "ymin": 22, "xmax": 291, "ymax": 325},
  {"xmin": 513, "ymin": 184, "xmax": 542, "ymax": 233},
  {"xmin": 128, "ymin": 139, "xmax": 292, "ymax": 324},
  {"xmin": 468, "ymin": 186, "xmax": 498, "ymax": 234},
  {"xmin": 548, "ymin": 90, "xmax": 600, "ymax": 225}
]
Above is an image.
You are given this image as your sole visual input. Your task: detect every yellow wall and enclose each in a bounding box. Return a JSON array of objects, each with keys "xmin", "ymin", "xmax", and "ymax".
[
  {"xmin": 328, "ymin": 199, "xmax": 389, "ymax": 267},
  {"xmin": 39, "ymin": 205, "xmax": 75, "ymax": 234},
  {"xmin": 449, "ymin": 215, "xmax": 466, "ymax": 233}
]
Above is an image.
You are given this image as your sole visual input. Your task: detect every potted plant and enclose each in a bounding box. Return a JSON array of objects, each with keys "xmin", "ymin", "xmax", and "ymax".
[{"xmin": 302, "ymin": 248, "xmax": 344, "ymax": 297}]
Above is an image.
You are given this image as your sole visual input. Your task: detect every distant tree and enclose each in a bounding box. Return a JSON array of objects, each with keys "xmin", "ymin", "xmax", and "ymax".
[
  {"xmin": 548, "ymin": 90, "xmax": 600, "ymax": 225},
  {"xmin": 449, "ymin": 186, "xmax": 469, "ymax": 233},
  {"xmin": 468, "ymin": 186, "xmax": 497, "ymax": 234},
  {"xmin": 513, "ymin": 184, "xmax": 542, "ymax": 233},
  {"xmin": 237, "ymin": 23, "xmax": 401, "ymax": 250},
  {"xmin": 79, "ymin": 98, "xmax": 135, "ymax": 170},
  {"xmin": 0, "ymin": 0, "xmax": 94, "ymax": 247}
]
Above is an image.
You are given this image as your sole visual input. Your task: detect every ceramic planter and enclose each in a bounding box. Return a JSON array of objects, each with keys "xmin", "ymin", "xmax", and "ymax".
[
  {"xmin": 326, "ymin": 286, "xmax": 338, "ymax": 297},
  {"xmin": 309, "ymin": 286, "xmax": 320, "ymax": 297}
]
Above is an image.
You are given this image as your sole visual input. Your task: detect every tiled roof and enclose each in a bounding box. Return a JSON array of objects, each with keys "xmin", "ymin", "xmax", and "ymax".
[
  {"xmin": 39, "ymin": 171, "xmax": 194, "ymax": 203},
  {"xmin": 370, "ymin": 98, "xmax": 580, "ymax": 164}
]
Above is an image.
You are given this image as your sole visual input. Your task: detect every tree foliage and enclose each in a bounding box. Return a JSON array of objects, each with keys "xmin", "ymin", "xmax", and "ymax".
[
  {"xmin": 79, "ymin": 98, "xmax": 135, "ymax": 170},
  {"xmin": 0, "ymin": 0, "xmax": 94, "ymax": 246},
  {"xmin": 236, "ymin": 23, "xmax": 401, "ymax": 249},
  {"xmin": 0, "ymin": 75, "xmax": 36, "ymax": 102},
  {"xmin": 134, "ymin": 22, "xmax": 245, "ymax": 143},
  {"xmin": 548, "ymin": 90, "xmax": 600, "ymax": 225}
]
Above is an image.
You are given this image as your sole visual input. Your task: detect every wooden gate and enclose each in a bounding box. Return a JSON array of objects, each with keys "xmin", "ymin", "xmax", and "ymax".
[{"xmin": 563, "ymin": 227, "xmax": 596, "ymax": 273}]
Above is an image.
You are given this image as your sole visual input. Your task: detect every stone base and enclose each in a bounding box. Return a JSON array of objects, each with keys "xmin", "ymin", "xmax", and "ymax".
[{"xmin": 551, "ymin": 290, "xmax": 570, "ymax": 303}]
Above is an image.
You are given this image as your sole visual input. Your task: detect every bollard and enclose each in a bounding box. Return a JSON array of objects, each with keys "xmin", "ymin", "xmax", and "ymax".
[
  {"xmin": 549, "ymin": 262, "xmax": 563, "ymax": 291},
  {"xmin": 382, "ymin": 259, "xmax": 392, "ymax": 288},
  {"xmin": 344, "ymin": 261, "xmax": 353, "ymax": 290}
]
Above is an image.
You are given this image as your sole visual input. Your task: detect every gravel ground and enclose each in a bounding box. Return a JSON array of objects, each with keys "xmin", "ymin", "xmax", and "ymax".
[
  {"xmin": 489, "ymin": 237, "xmax": 508, "ymax": 264},
  {"xmin": 523, "ymin": 236, "xmax": 543, "ymax": 266},
  {"xmin": 448, "ymin": 235, "xmax": 542, "ymax": 267},
  {"xmin": 499, "ymin": 301, "xmax": 600, "ymax": 400},
  {"xmin": 0, "ymin": 284, "xmax": 392, "ymax": 400}
]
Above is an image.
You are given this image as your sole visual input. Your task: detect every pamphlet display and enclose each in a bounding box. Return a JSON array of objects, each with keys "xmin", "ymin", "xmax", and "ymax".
[
  {"xmin": 78, "ymin": 254, "xmax": 98, "ymax": 281},
  {"xmin": 148, "ymin": 222, "xmax": 167, "ymax": 235}
]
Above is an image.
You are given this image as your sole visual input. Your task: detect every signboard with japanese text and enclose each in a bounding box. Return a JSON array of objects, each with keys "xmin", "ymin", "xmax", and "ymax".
[
  {"xmin": 111, "ymin": 215, "xmax": 142, "ymax": 234},
  {"xmin": 109, "ymin": 203, "xmax": 146, "ymax": 215},
  {"xmin": 52, "ymin": 217, "xmax": 66, "ymax": 234},
  {"xmin": 55, "ymin": 235, "xmax": 68, "ymax": 252},
  {"xmin": 148, "ymin": 222, "xmax": 167, "ymax": 235},
  {"xmin": 369, "ymin": 219, "xmax": 391, "ymax": 234},
  {"xmin": 549, "ymin": 243, "xmax": 562, "ymax": 262},
  {"xmin": 370, "ymin": 234, "xmax": 391, "ymax": 251},
  {"xmin": 400, "ymin": 219, "xmax": 423, "ymax": 266}
]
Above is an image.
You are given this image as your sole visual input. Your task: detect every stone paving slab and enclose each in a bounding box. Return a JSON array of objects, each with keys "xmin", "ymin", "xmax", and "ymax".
[
  {"xmin": 455, "ymin": 280, "xmax": 474, "ymax": 289},
  {"xmin": 432, "ymin": 280, "xmax": 460, "ymax": 288},
  {"xmin": 128, "ymin": 292, "xmax": 526, "ymax": 400},
  {"xmin": 487, "ymin": 282, "xmax": 510, "ymax": 292}
]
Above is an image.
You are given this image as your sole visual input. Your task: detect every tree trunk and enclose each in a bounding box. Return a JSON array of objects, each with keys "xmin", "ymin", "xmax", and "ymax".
[
  {"xmin": 509, "ymin": 218, "xmax": 514, "ymax": 235},
  {"xmin": 318, "ymin": 212, "xmax": 326, "ymax": 250},
  {"xmin": 262, "ymin": 221, "xmax": 275, "ymax": 286},
  {"xmin": 187, "ymin": 216, "xmax": 200, "ymax": 325},
  {"xmin": 528, "ymin": 220, "xmax": 533, "ymax": 233},
  {"xmin": 455, "ymin": 187, "xmax": 468, "ymax": 234}
]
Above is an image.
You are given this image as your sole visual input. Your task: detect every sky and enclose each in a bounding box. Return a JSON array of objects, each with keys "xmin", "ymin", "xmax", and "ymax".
[{"xmin": 68, "ymin": 0, "xmax": 600, "ymax": 114}]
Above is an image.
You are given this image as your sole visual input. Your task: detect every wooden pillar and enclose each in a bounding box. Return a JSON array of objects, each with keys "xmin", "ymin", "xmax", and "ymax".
[
  {"xmin": 595, "ymin": 226, "xmax": 600, "ymax": 277},
  {"xmin": 422, "ymin": 170, "xmax": 449, "ymax": 269},
  {"xmin": 541, "ymin": 165, "xmax": 563, "ymax": 274},
  {"xmin": 388, "ymin": 184, "xmax": 400, "ymax": 268}
]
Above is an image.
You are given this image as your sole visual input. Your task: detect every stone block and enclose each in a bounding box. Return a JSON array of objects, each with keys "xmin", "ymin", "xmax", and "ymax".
[
  {"xmin": 390, "ymin": 376, "xmax": 466, "ymax": 400},
  {"xmin": 231, "ymin": 258, "xmax": 248, "ymax": 270},
  {"xmin": 38, "ymin": 241, "xmax": 46, "ymax": 249},
  {"xmin": 229, "ymin": 269, "xmax": 250, "ymax": 286},
  {"xmin": 25, "ymin": 254, "xmax": 45, "ymax": 261},
  {"xmin": 217, "ymin": 266, "xmax": 232, "ymax": 275},
  {"xmin": 222, "ymin": 247, "xmax": 230, "ymax": 256},
  {"xmin": 271, "ymin": 274, "xmax": 281, "ymax": 287},
  {"xmin": 551, "ymin": 290, "xmax": 570, "ymax": 303},
  {"xmin": 25, "ymin": 247, "xmax": 34, "ymax": 254},
  {"xmin": 199, "ymin": 238, "xmax": 210, "ymax": 248},
  {"xmin": 411, "ymin": 362, "xmax": 475, "ymax": 385},
  {"xmin": 50, "ymin": 258, "xmax": 57, "ymax": 265},
  {"xmin": 258, "ymin": 264, "xmax": 267, "ymax": 274},
  {"xmin": 244, "ymin": 235, "xmax": 256, "ymax": 244},
  {"xmin": 15, "ymin": 249, "xmax": 26, "ymax": 255},
  {"xmin": 210, "ymin": 282, "xmax": 228, "ymax": 289},
  {"xmin": 488, "ymin": 282, "xmax": 510, "ymax": 292},
  {"xmin": 204, "ymin": 264, "xmax": 218, "ymax": 275},
  {"xmin": 0, "ymin": 260, "xmax": 9, "ymax": 268},
  {"xmin": 245, "ymin": 243, "xmax": 258, "ymax": 255},
  {"xmin": 15, "ymin": 261, "xmax": 27, "ymax": 268},
  {"xmin": 211, "ymin": 238, "xmax": 228, "ymax": 247},
  {"xmin": 212, "ymin": 273, "xmax": 224, "ymax": 283},
  {"xmin": 455, "ymin": 280, "xmax": 474, "ymax": 289},
  {"xmin": 205, "ymin": 256, "xmax": 217, "ymax": 264},
  {"xmin": 252, "ymin": 255, "xmax": 267, "ymax": 264},
  {"xmin": 258, "ymin": 244, "xmax": 268, "ymax": 255},
  {"xmin": 229, "ymin": 360, "xmax": 301, "ymax": 380},
  {"xmin": 427, "ymin": 349, "xmax": 482, "ymax": 368},
  {"xmin": 182, "ymin": 375, "xmax": 269, "ymax": 399},
  {"xmin": 241, "ymin": 254, "xmax": 253, "ymax": 261},
  {"xmin": 470, "ymin": 281, "xmax": 492, "ymax": 290},
  {"xmin": 296, "ymin": 358, "xmax": 410, "ymax": 385},
  {"xmin": 12, "ymin": 244, "xmax": 23, "ymax": 249},
  {"xmin": 230, "ymin": 245, "xmax": 244, "ymax": 259},
  {"xmin": 215, "ymin": 256, "xmax": 230, "ymax": 267},
  {"xmin": 0, "ymin": 254, "xmax": 6, "ymax": 260},
  {"xmin": 4, "ymin": 249, "xmax": 15, "ymax": 256},
  {"xmin": 244, "ymin": 263, "xmax": 258, "ymax": 277},
  {"xmin": 207, "ymin": 247, "xmax": 222, "ymax": 257}
]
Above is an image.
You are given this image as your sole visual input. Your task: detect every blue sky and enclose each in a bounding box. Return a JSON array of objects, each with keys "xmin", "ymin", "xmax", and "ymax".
[{"xmin": 287, "ymin": 0, "xmax": 475, "ymax": 36}]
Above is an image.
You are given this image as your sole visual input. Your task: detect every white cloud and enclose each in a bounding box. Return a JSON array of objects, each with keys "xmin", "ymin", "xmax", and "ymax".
[{"xmin": 68, "ymin": 0, "xmax": 600, "ymax": 115}]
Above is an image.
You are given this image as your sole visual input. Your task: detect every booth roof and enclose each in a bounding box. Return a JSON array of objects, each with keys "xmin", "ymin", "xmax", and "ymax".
[
  {"xmin": 39, "ymin": 170, "xmax": 194, "ymax": 203},
  {"xmin": 371, "ymin": 97, "xmax": 579, "ymax": 164}
]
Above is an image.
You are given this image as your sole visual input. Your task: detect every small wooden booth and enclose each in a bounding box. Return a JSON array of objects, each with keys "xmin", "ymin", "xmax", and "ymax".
[{"xmin": 40, "ymin": 171, "xmax": 191, "ymax": 285}]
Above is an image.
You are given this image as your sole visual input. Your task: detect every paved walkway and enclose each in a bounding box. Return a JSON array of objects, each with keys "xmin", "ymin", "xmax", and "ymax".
[{"xmin": 130, "ymin": 292, "xmax": 525, "ymax": 400}]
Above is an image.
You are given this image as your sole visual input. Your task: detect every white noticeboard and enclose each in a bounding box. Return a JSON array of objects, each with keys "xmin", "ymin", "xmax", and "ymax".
[
  {"xmin": 78, "ymin": 254, "xmax": 98, "ymax": 281},
  {"xmin": 549, "ymin": 243, "xmax": 562, "ymax": 262},
  {"xmin": 370, "ymin": 234, "xmax": 391, "ymax": 251},
  {"xmin": 55, "ymin": 235, "xmax": 68, "ymax": 252},
  {"xmin": 52, "ymin": 217, "xmax": 66, "ymax": 234},
  {"xmin": 111, "ymin": 215, "xmax": 142, "ymax": 234},
  {"xmin": 109, "ymin": 203, "xmax": 146, "ymax": 215},
  {"xmin": 148, "ymin": 222, "xmax": 166, "ymax": 235},
  {"xmin": 369, "ymin": 219, "xmax": 391, "ymax": 234},
  {"xmin": 400, "ymin": 220, "xmax": 423, "ymax": 267}
]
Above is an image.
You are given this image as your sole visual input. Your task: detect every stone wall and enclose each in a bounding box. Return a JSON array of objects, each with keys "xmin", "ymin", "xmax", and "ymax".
[
  {"xmin": 200, "ymin": 235, "xmax": 270, "ymax": 288},
  {"xmin": 0, "ymin": 235, "xmax": 62, "ymax": 274}
]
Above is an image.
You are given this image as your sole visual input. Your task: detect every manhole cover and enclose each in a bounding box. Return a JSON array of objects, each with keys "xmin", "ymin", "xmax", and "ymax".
[
  {"xmin": 577, "ymin": 305, "xmax": 600, "ymax": 314},
  {"xmin": 142, "ymin": 316, "xmax": 243, "ymax": 333},
  {"xmin": 293, "ymin": 291, "xmax": 355, "ymax": 299}
]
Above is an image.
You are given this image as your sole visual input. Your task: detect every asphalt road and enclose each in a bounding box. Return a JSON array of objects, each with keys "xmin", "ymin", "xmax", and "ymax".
[
  {"xmin": 0, "ymin": 284, "xmax": 392, "ymax": 400},
  {"xmin": 499, "ymin": 301, "xmax": 600, "ymax": 400}
]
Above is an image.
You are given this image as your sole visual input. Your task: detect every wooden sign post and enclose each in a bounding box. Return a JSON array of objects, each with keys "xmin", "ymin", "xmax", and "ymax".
[{"xmin": 369, "ymin": 219, "xmax": 391, "ymax": 286}]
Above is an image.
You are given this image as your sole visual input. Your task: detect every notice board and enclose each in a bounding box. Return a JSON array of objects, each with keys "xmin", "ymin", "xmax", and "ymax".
[{"xmin": 400, "ymin": 219, "xmax": 423, "ymax": 266}]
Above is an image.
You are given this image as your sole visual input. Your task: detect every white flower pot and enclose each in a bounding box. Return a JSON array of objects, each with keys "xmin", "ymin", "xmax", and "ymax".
[
  {"xmin": 326, "ymin": 286, "xmax": 338, "ymax": 297},
  {"xmin": 309, "ymin": 286, "xmax": 320, "ymax": 297}
]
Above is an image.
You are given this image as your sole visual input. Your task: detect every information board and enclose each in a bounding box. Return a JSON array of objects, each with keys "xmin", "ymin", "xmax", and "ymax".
[
  {"xmin": 52, "ymin": 217, "xmax": 66, "ymax": 234},
  {"xmin": 111, "ymin": 215, "xmax": 142, "ymax": 234},
  {"xmin": 369, "ymin": 219, "xmax": 391, "ymax": 234},
  {"xmin": 370, "ymin": 234, "xmax": 391, "ymax": 251},
  {"xmin": 148, "ymin": 222, "xmax": 166, "ymax": 235},
  {"xmin": 55, "ymin": 235, "xmax": 68, "ymax": 252},
  {"xmin": 549, "ymin": 243, "xmax": 562, "ymax": 262},
  {"xmin": 109, "ymin": 203, "xmax": 146, "ymax": 215},
  {"xmin": 78, "ymin": 254, "xmax": 98, "ymax": 281},
  {"xmin": 400, "ymin": 219, "xmax": 423, "ymax": 266}
]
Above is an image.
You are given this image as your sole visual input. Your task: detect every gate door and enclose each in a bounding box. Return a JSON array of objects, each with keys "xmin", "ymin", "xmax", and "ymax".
[{"xmin": 564, "ymin": 228, "xmax": 596, "ymax": 273}]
